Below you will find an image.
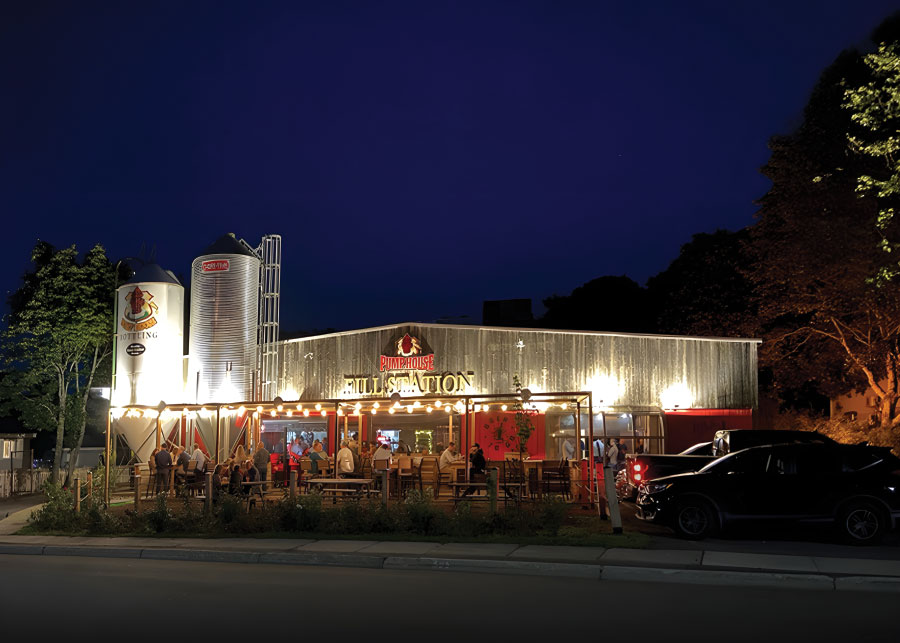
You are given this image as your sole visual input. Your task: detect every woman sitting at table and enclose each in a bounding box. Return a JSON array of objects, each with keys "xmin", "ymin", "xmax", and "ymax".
[{"xmin": 309, "ymin": 440, "xmax": 328, "ymax": 474}]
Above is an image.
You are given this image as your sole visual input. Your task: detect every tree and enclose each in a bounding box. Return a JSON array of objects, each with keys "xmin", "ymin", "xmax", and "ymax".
[
  {"xmin": 647, "ymin": 229, "xmax": 754, "ymax": 337},
  {"xmin": 2, "ymin": 242, "xmax": 118, "ymax": 484},
  {"xmin": 541, "ymin": 275, "xmax": 656, "ymax": 333},
  {"xmin": 750, "ymin": 22, "xmax": 900, "ymax": 441}
]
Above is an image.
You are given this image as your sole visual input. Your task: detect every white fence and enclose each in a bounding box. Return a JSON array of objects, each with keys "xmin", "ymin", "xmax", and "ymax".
[{"xmin": 0, "ymin": 469, "xmax": 54, "ymax": 498}]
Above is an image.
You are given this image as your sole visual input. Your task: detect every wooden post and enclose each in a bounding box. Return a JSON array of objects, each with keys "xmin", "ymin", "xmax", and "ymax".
[
  {"xmin": 381, "ymin": 469, "xmax": 389, "ymax": 505},
  {"xmin": 133, "ymin": 473, "xmax": 141, "ymax": 510},
  {"xmin": 86, "ymin": 471, "xmax": 93, "ymax": 504},
  {"xmin": 205, "ymin": 472, "xmax": 213, "ymax": 512},
  {"xmin": 289, "ymin": 469, "xmax": 297, "ymax": 500},
  {"xmin": 104, "ymin": 409, "xmax": 111, "ymax": 505},
  {"xmin": 487, "ymin": 468, "xmax": 497, "ymax": 513},
  {"xmin": 74, "ymin": 477, "xmax": 81, "ymax": 513}
]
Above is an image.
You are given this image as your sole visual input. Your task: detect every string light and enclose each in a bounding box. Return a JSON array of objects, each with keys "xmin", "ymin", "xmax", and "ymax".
[
  {"xmin": 406, "ymin": 406, "xmax": 413, "ymax": 413},
  {"xmin": 256, "ymin": 406, "xmax": 263, "ymax": 414},
  {"xmin": 320, "ymin": 410, "xmax": 327, "ymax": 417},
  {"xmin": 389, "ymin": 408, "xmax": 396, "ymax": 415},
  {"xmin": 373, "ymin": 402, "xmax": 380, "ymax": 409},
  {"xmin": 287, "ymin": 410, "xmax": 293, "ymax": 417},
  {"xmin": 277, "ymin": 404, "xmax": 283, "ymax": 412},
  {"xmin": 354, "ymin": 402, "xmax": 362, "ymax": 411},
  {"xmin": 426, "ymin": 406, "xmax": 433, "ymax": 413},
  {"xmin": 315, "ymin": 403, "xmax": 322, "ymax": 411},
  {"xmin": 371, "ymin": 408, "xmax": 378, "ymax": 415},
  {"xmin": 501, "ymin": 404, "xmax": 508, "ymax": 411},
  {"xmin": 303, "ymin": 409, "xmax": 310, "ymax": 417},
  {"xmin": 238, "ymin": 406, "xmax": 246, "ymax": 413},
  {"xmin": 435, "ymin": 400, "xmax": 442, "ymax": 408}
]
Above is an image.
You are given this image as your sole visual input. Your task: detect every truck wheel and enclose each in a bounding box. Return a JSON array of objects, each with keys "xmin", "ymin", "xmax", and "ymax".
[
  {"xmin": 838, "ymin": 500, "xmax": 885, "ymax": 545},
  {"xmin": 673, "ymin": 498, "xmax": 718, "ymax": 540}
]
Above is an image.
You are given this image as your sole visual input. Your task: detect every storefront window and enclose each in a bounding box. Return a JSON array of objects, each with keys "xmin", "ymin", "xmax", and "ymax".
[{"xmin": 371, "ymin": 414, "xmax": 461, "ymax": 455}]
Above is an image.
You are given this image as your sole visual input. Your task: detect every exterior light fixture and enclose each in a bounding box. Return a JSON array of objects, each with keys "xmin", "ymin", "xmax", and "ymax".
[
  {"xmin": 389, "ymin": 408, "xmax": 395, "ymax": 415},
  {"xmin": 303, "ymin": 409, "xmax": 310, "ymax": 417},
  {"xmin": 435, "ymin": 400, "xmax": 442, "ymax": 408},
  {"xmin": 501, "ymin": 404, "xmax": 508, "ymax": 411},
  {"xmin": 256, "ymin": 406, "xmax": 263, "ymax": 413},
  {"xmin": 287, "ymin": 410, "xmax": 293, "ymax": 417},
  {"xmin": 373, "ymin": 402, "xmax": 380, "ymax": 409},
  {"xmin": 315, "ymin": 403, "xmax": 322, "ymax": 411},
  {"xmin": 320, "ymin": 410, "xmax": 327, "ymax": 417},
  {"xmin": 371, "ymin": 408, "xmax": 377, "ymax": 415},
  {"xmin": 354, "ymin": 402, "xmax": 362, "ymax": 411},
  {"xmin": 406, "ymin": 406, "xmax": 413, "ymax": 413}
]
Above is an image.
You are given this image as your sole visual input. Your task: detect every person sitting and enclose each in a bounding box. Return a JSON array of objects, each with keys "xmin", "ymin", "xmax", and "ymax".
[
  {"xmin": 309, "ymin": 440, "xmax": 328, "ymax": 474},
  {"xmin": 439, "ymin": 442, "xmax": 460, "ymax": 470},
  {"xmin": 229, "ymin": 461, "xmax": 245, "ymax": 495},
  {"xmin": 336, "ymin": 440, "xmax": 355, "ymax": 478},
  {"xmin": 211, "ymin": 464, "xmax": 226, "ymax": 503},
  {"xmin": 173, "ymin": 446, "xmax": 191, "ymax": 486},
  {"xmin": 372, "ymin": 442, "xmax": 392, "ymax": 470}
]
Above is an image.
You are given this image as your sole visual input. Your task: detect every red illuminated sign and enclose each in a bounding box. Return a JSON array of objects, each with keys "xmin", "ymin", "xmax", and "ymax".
[
  {"xmin": 201, "ymin": 260, "xmax": 230, "ymax": 273},
  {"xmin": 379, "ymin": 333, "xmax": 435, "ymax": 372}
]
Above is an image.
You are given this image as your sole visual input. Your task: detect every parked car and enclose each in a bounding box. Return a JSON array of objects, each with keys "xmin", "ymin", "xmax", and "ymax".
[
  {"xmin": 616, "ymin": 441, "xmax": 717, "ymax": 502},
  {"xmin": 636, "ymin": 442, "xmax": 900, "ymax": 544},
  {"xmin": 616, "ymin": 430, "xmax": 835, "ymax": 502}
]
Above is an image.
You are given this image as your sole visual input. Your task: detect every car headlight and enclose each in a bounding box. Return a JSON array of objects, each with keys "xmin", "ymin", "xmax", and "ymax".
[{"xmin": 642, "ymin": 481, "xmax": 672, "ymax": 494}]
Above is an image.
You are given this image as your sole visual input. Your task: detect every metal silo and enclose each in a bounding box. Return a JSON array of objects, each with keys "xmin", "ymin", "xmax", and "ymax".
[
  {"xmin": 112, "ymin": 263, "xmax": 184, "ymax": 407},
  {"xmin": 189, "ymin": 234, "xmax": 260, "ymax": 403}
]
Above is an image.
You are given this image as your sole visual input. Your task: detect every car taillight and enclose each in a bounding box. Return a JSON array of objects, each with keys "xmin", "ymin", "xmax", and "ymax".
[
  {"xmin": 634, "ymin": 473, "xmax": 642, "ymax": 482},
  {"xmin": 633, "ymin": 464, "xmax": 641, "ymax": 472}
]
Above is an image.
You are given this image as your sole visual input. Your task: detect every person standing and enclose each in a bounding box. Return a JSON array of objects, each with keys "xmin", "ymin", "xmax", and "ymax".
[
  {"xmin": 606, "ymin": 439, "xmax": 619, "ymax": 471},
  {"xmin": 253, "ymin": 442, "xmax": 270, "ymax": 490},
  {"xmin": 154, "ymin": 443, "xmax": 172, "ymax": 494},
  {"xmin": 190, "ymin": 444, "xmax": 207, "ymax": 475}
]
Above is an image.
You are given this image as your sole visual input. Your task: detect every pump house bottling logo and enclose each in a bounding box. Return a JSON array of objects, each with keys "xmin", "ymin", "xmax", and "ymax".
[{"xmin": 121, "ymin": 286, "xmax": 159, "ymax": 331}]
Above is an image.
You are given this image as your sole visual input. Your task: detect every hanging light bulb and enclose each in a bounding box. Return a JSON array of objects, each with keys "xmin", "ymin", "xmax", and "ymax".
[
  {"xmin": 238, "ymin": 406, "xmax": 246, "ymax": 414},
  {"xmin": 501, "ymin": 404, "xmax": 508, "ymax": 411},
  {"xmin": 320, "ymin": 410, "xmax": 327, "ymax": 417},
  {"xmin": 287, "ymin": 410, "xmax": 293, "ymax": 417},
  {"xmin": 373, "ymin": 401, "xmax": 380, "ymax": 409},
  {"xmin": 315, "ymin": 403, "xmax": 322, "ymax": 411},
  {"xmin": 296, "ymin": 404, "xmax": 303, "ymax": 411},
  {"xmin": 406, "ymin": 406, "xmax": 413, "ymax": 413},
  {"xmin": 277, "ymin": 404, "xmax": 283, "ymax": 412},
  {"xmin": 371, "ymin": 408, "xmax": 378, "ymax": 415},
  {"xmin": 426, "ymin": 406, "xmax": 433, "ymax": 413},
  {"xmin": 354, "ymin": 402, "xmax": 362, "ymax": 411},
  {"xmin": 435, "ymin": 400, "xmax": 442, "ymax": 408},
  {"xmin": 389, "ymin": 408, "xmax": 395, "ymax": 415},
  {"xmin": 393, "ymin": 401, "xmax": 401, "ymax": 409},
  {"xmin": 337, "ymin": 408, "xmax": 344, "ymax": 416},
  {"xmin": 270, "ymin": 410, "xmax": 276, "ymax": 417},
  {"xmin": 303, "ymin": 409, "xmax": 310, "ymax": 417},
  {"xmin": 256, "ymin": 406, "xmax": 263, "ymax": 414}
]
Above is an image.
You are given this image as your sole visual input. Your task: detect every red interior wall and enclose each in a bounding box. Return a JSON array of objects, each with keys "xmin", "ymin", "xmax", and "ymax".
[
  {"xmin": 474, "ymin": 411, "xmax": 544, "ymax": 460},
  {"xmin": 664, "ymin": 409, "xmax": 753, "ymax": 453}
]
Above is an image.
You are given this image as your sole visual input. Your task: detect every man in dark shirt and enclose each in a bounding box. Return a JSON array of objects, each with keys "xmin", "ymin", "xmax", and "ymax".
[
  {"xmin": 154, "ymin": 444, "xmax": 173, "ymax": 495},
  {"xmin": 174, "ymin": 446, "xmax": 191, "ymax": 487},
  {"xmin": 229, "ymin": 462, "xmax": 245, "ymax": 495},
  {"xmin": 461, "ymin": 443, "xmax": 486, "ymax": 497}
]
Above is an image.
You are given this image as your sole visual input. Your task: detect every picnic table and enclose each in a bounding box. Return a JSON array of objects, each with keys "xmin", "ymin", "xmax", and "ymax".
[{"xmin": 303, "ymin": 477, "xmax": 375, "ymax": 502}]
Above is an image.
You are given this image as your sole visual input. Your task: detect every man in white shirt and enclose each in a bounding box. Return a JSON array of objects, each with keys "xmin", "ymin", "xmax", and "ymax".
[
  {"xmin": 337, "ymin": 440, "xmax": 355, "ymax": 478},
  {"xmin": 562, "ymin": 438, "xmax": 575, "ymax": 461},
  {"xmin": 439, "ymin": 442, "xmax": 459, "ymax": 470},
  {"xmin": 372, "ymin": 442, "xmax": 392, "ymax": 469},
  {"xmin": 606, "ymin": 439, "xmax": 619, "ymax": 470},
  {"xmin": 190, "ymin": 445, "xmax": 207, "ymax": 474}
]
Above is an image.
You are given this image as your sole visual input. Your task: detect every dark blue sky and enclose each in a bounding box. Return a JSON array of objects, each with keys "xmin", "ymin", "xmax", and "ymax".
[{"xmin": 3, "ymin": 1, "xmax": 898, "ymax": 331}]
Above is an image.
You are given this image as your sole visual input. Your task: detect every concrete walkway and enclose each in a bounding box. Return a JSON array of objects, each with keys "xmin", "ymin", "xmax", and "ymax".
[{"xmin": 3, "ymin": 498, "xmax": 899, "ymax": 592}]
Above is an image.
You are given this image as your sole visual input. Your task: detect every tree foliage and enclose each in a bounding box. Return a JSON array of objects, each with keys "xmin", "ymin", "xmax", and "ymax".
[
  {"xmin": 2, "ymin": 242, "xmax": 119, "ymax": 483},
  {"xmin": 841, "ymin": 42, "xmax": 900, "ymax": 283},
  {"xmin": 540, "ymin": 275, "xmax": 654, "ymax": 333},
  {"xmin": 751, "ymin": 24, "xmax": 900, "ymax": 438}
]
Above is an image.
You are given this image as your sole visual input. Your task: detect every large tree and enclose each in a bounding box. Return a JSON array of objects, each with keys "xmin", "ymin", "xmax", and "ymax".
[
  {"xmin": 2, "ymin": 242, "xmax": 118, "ymax": 484},
  {"xmin": 751, "ymin": 21, "xmax": 900, "ymax": 439},
  {"xmin": 540, "ymin": 275, "xmax": 656, "ymax": 333}
]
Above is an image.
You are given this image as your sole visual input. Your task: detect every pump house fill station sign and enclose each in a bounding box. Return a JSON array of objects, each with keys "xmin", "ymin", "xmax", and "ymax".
[{"xmin": 342, "ymin": 333, "xmax": 475, "ymax": 396}]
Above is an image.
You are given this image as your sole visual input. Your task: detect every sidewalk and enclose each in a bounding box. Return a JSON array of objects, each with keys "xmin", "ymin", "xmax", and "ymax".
[{"xmin": 2, "ymin": 502, "xmax": 899, "ymax": 593}]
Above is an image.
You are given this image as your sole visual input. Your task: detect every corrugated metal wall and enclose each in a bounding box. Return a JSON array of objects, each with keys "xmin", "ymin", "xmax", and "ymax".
[{"xmin": 275, "ymin": 324, "xmax": 758, "ymax": 409}]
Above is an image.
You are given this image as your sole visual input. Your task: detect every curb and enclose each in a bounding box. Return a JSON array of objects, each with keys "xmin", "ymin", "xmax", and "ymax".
[
  {"xmin": 384, "ymin": 556, "xmax": 602, "ymax": 579},
  {"xmin": 600, "ymin": 565, "xmax": 835, "ymax": 591},
  {"xmin": 2, "ymin": 543, "xmax": 900, "ymax": 592}
]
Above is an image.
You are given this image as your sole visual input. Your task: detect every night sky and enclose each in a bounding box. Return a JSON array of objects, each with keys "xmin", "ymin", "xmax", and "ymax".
[{"xmin": 3, "ymin": 1, "xmax": 898, "ymax": 332}]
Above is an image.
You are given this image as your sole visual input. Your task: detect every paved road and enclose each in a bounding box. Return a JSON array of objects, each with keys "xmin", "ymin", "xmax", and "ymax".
[{"xmin": 1, "ymin": 555, "xmax": 895, "ymax": 640}]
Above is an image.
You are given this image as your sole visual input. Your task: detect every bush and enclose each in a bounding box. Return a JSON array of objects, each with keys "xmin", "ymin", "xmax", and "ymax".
[{"xmin": 30, "ymin": 481, "xmax": 77, "ymax": 531}]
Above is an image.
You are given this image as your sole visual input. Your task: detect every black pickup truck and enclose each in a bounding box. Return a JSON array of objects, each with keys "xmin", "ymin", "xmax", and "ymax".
[
  {"xmin": 616, "ymin": 429, "xmax": 837, "ymax": 501},
  {"xmin": 616, "ymin": 442, "xmax": 716, "ymax": 501}
]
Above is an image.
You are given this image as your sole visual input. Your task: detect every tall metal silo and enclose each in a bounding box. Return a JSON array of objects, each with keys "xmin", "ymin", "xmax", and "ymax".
[
  {"xmin": 112, "ymin": 263, "xmax": 185, "ymax": 408},
  {"xmin": 188, "ymin": 234, "xmax": 260, "ymax": 403}
]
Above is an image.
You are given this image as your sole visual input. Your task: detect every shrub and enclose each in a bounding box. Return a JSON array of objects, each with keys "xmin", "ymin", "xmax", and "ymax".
[{"xmin": 30, "ymin": 481, "xmax": 77, "ymax": 531}]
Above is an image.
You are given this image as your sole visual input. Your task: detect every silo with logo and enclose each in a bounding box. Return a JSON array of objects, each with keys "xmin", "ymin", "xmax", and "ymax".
[
  {"xmin": 188, "ymin": 234, "xmax": 261, "ymax": 403},
  {"xmin": 112, "ymin": 264, "xmax": 185, "ymax": 407}
]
